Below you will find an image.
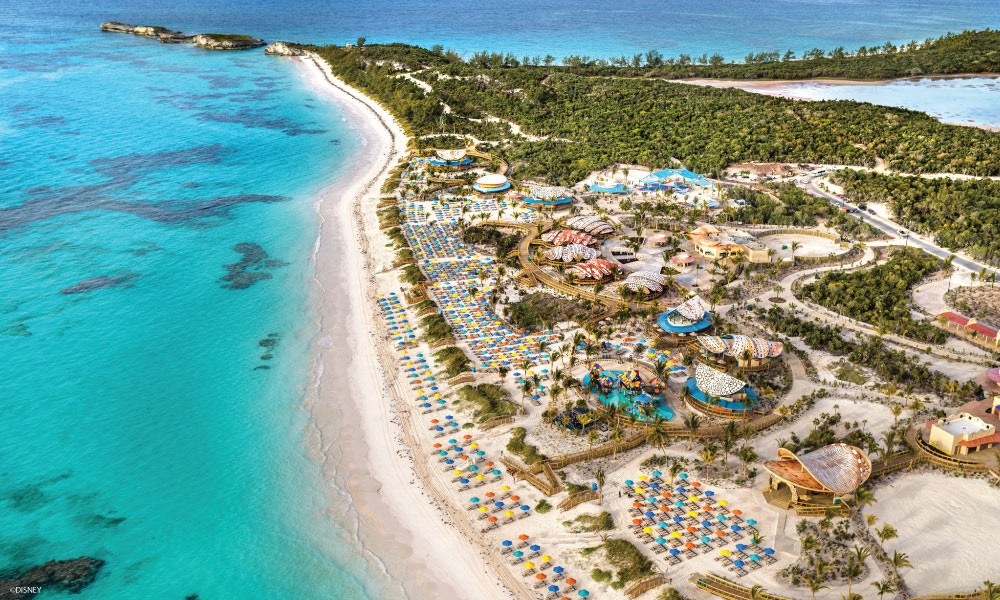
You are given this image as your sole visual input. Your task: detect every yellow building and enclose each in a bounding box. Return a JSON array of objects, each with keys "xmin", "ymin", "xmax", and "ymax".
[
  {"xmin": 689, "ymin": 225, "xmax": 770, "ymax": 263},
  {"xmin": 925, "ymin": 412, "xmax": 1000, "ymax": 456}
]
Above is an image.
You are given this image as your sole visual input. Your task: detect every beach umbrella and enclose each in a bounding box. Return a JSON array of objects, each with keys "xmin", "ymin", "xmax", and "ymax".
[
  {"xmin": 655, "ymin": 537, "xmax": 666, "ymax": 544},
  {"xmin": 717, "ymin": 515, "xmax": 727, "ymax": 522},
  {"xmin": 685, "ymin": 542, "xmax": 696, "ymax": 549},
  {"xmin": 470, "ymin": 497, "xmax": 480, "ymax": 503},
  {"xmin": 536, "ymin": 574, "xmax": 547, "ymax": 581},
  {"xmin": 673, "ymin": 502, "xmax": 684, "ymax": 508},
  {"xmin": 502, "ymin": 540, "xmax": 512, "ymax": 547},
  {"xmin": 670, "ymin": 531, "xmax": 682, "ymax": 538},
  {"xmin": 479, "ymin": 507, "xmax": 488, "ymax": 513},
  {"xmin": 705, "ymin": 490, "xmax": 714, "ymax": 497},
  {"xmin": 520, "ymin": 505, "xmax": 529, "ymax": 511},
  {"xmin": 687, "ymin": 511, "xmax": 698, "ymax": 517},
  {"xmin": 502, "ymin": 486, "xmax": 511, "ymax": 491},
  {"xmin": 650, "ymin": 483, "xmax": 660, "ymax": 489},
  {"xmin": 686, "ymin": 526, "xmax": 697, "ymax": 533},
  {"xmin": 657, "ymin": 521, "xmax": 668, "ymax": 528},
  {"xmin": 718, "ymin": 500, "xmax": 728, "ymax": 506},
  {"xmin": 632, "ymin": 519, "xmax": 642, "ymax": 525},
  {"xmin": 669, "ymin": 548, "xmax": 680, "ymax": 556},
  {"xmin": 645, "ymin": 511, "xmax": 655, "ymax": 518},
  {"xmin": 676, "ymin": 487, "xmax": 686, "ymax": 493},
  {"xmin": 548, "ymin": 585, "xmax": 559, "ymax": 593},
  {"xmin": 703, "ymin": 505, "xmax": 713, "ymax": 511},
  {"xmin": 642, "ymin": 527, "xmax": 653, "ymax": 534},
  {"xmin": 720, "ymin": 549, "xmax": 731, "ymax": 556},
  {"xmin": 460, "ymin": 478, "xmax": 469, "ymax": 484},
  {"xmin": 487, "ymin": 516, "xmax": 497, "ymax": 523},
  {"xmin": 530, "ymin": 545, "xmax": 540, "ymax": 552},
  {"xmin": 513, "ymin": 551, "xmax": 523, "ymax": 558},
  {"xmin": 565, "ymin": 578, "xmax": 576, "ymax": 586},
  {"xmin": 746, "ymin": 519, "xmax": 757, "ymax": 526},
  {"xmin": 689, "ymin": 496, "xmax": 699, "ymax": 502},
  {"xmin": 716, "ymin": 530, "xmax": 726, "ymax": 537},
  {"xmin": 652, "ymin": 470, "xmax": 662, "ymax": 477},
  {"xmin": 632, "ymin": 502, "xmax": 642, "ymax": 508},
  {"xmin": 732, "ymin": 525, "xmax": 742, "ymax": 532},
  {"xmin": 733, "ymin": 560, "xmax": 745, "ymax": 568},
  {"xmin": 672, "ymin": 516, "xmax": 683, "ymax": 523},
  {"xmin": 749, "ymin": 554, "xmax": 761, "ymax": 562},
  {"xmin": 541, "ymin": 555, "xmax": 552, "ymax": 563},
  {"xmin": 700, "ymin": 536, "xmax": 711, "ymax": 543},
  {"xmin": 736, "ymin": 543, "xmax": 747, "ymax": 551},
  {"xmin": 504, "ymin": 511, "xmax": 514, "ymax": 517},
  {"xmin": 639, "ymin": 475, "xmax": 648, "ymax": 481},
  {"xmin": 764, "ymin": 548, "xmax": 775, "ymax": 555},
  {"xmin": 524, "ymin": 562, "xmax": 535, "ymax": 569},
  {"xmin": 702, "ymin": 520, "xmax": 712, "ymax": 527},
  {"xmin": 486, "ymin": 492, "xmax": 496, "ymax": 498},
  {"xmin": 679, "ymin": 473, "xmax": 688, "ymax": 480},
  {"xmin": 577, "ymin": 590, "xmax": 589, "ymax": 597}
]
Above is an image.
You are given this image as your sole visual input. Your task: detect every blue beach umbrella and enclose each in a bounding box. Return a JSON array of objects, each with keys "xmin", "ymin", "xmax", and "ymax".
[
  {"xmin": 513, "ymin": 550, "xmax": 523, "ymax": 558},
  {"xmin": 732, "ymin": 525, "xmax": 742, "ymax": 532},
  {"xmin": 736, "ymin": 543, "xmax": 747, "ymax": 551},
  {"xmin": 460, "ymin": 478, "xmax": 469, "ymax": 484},
  {"xmin": 548, "ymin": 585, "xmax": 559, "ymax": 593},
  {"xmin": 733, "ymin": 560, "xmax": 745, "ymax": 568},
  {"xmin": 520, "ymin": 505, "xmax": 529, "ymax": 511},
  {"xmin": 652, "ymin": 471, "xmax": 662, "ymax": 477},
  {"xmin": 700, "ymin": 536, "xmax": 711, "ymax": 543},
  {"xmin": 530, "ymin": 544, "xmax": 540, "ymax": 552},
  {"xmin": 669, "ymin": 548, "xmax": 680, "ymax": 556},
  {"xmin": 578, "ymin": 591, "xmax": 589, "ymax": 598},
  {"xmin": 470, "ymin": 497, "xmax": 480, "ymax": 503},
  {"xmin": 495, "ymin": 502, "xmax": 504, "ymax": 508},
  {"xmin": 746, "ymin": 519, "xmax": 757, "ymax": 526},
  {"xmin": 764, "ymin": 548, "xmax": 775, "ymax": 555},
  {"xmin": 625, "ymin": 480, "xmax": 634, "ymax": 486},
  {"xmin": 679, "ymin": 473, "xmax": 688, "ymax": 480},
  {"xmin": 749, "ymin": 554, "xmax": 761, "ymax": 562},
  {"xmin": 553, "ymin": 566, "xmax": 564, "ymax": 574},
  {"xmin": 673, "ymin": 516, "xmax": 683, "ymax": 523},
  {"xmin": 645, "ymin": 511, "xmax": 655, "ymax": 518},
  {"xmin": 655, "ymin": 537, "xmax": 667, "ymax": 544}
]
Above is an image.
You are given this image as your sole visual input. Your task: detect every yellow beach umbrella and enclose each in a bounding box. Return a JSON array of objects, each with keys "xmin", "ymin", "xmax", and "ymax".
[
  {"xmin": 454, "ymin": 470, "xmax": 463, "ymax": 475},
  {"xmin": 689, "ymin": 496, "xmax": 699, "ymax": 502},
  {"xmin": 687, "ymin": 511, "xmax": 698, "ymax": 517},
  {"xmin": 505, "ymin": 511, "xmax": 515, "ymax": 517},
  {"xmin": 718, "ymin": 500, "xmax": 728, "ymax": 506},
  {"xmin": 470, "ymin": 443, "xmax": 478, "ymax": 448},
  {"xmin": 524, "ymin": 562, "xmax": 535, "ymax": 569},
  {"xmin": 479, "ymin": 506, "xmax": 488, "ymax": 513},
  {"xmin": 541, "ymin": 555, "xmax": 552, "ymax": 562},
  {"xmin": 671, "ymin": 531, "xmax": 682, "ymax": 538},
  {"xmin": 634, "ymin": 487, "xmax": 643, "ymax": 493},
  {"xmin": 476, "ymin": 474, "xmax": 485, "ymax": 480},
  {"xmin": 720, "ymin": 549, "xmax": 731, "ymax": 556},
  {"xmin": 642, "ymin": 527, "xmax": 653, "ymax": 534},
  {"xmin": 501, "ymin": 485, "xmax": 510, "ymax": 491},
  {"xmin": 639, "ymin": 475, "xmax": 648, "ymax": 481}
]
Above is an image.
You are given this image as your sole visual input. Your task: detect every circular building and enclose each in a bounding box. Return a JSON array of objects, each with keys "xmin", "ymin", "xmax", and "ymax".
[
  {"xmin": 656, "ymin": 295, "xmax": 713, "ymax": 341},
  {"xmin": 683, "ymin": 362, "xmax": 758, "ymax": 418},
  {"xmin": 622, "ymin": 271, "xmax": 668, "ymax": 296},
  {"xmin": 473, "ymin": 174, "xmax": 511, "ymax": 194},
  {"xmin": 762, "ymin": 444, "xmax": 872, "ymax": 514}
]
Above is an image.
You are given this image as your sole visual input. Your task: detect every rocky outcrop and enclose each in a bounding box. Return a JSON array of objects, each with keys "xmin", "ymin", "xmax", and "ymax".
[
  {"xmin": 264, "ymin": 41, "xmax": 304, "ymax": 56},
  {"xmin": 100, "ymin": 22, "xmax": 262, "ymax": 50},
  {"xmin": 0, "ymin": 557, "xmax": 105, "ymax": 600},
  {"xmin": 192, "ymin": 34, "xmax": 266, "ymax": 50}
]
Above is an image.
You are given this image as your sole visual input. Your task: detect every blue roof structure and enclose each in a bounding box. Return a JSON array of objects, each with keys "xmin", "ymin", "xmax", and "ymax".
[
  {"xmin": 429, "ymin": 157, "xmax": 474, "ymax": 166},
  {"xmin": 645, "ymin": 168, "xmax": 712, "ymax": 186},
  {"xmin": 523, "ymin": 195, "xmax": 573, "ymax": 206},
  {"xmin": 656, "ymin": 309, "xmax": 713, "ymax": 334},
  {"xmin": 590, "ymin": 184, "xmax": 628, "ymax": 194},
  {"xmin": 472, "ymin": 181, "xmax": 512, "ymax": 193},
  {"xmin": 684, "ymin": 377, "xmax": 759, "ymax": 411}
]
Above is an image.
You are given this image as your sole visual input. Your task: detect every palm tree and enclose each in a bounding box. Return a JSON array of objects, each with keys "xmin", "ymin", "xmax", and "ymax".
[
  {"xmin": 498, "ymin": 365, "xmax": 510, "ymax": 387},
  {"xmin": 889, "ymin": 402, "xmax": 903, "ymax": 427},
  {"xmin": 804, "ymin": 575, "xmax": 828, "ymax": 600},
  {"xmin": 876, "ymin": 523, "xmax": 898, "ymax": 548},
  {"xmin": 668, "ymin": 461, "xmax": 683, "ymax": 485},
  {"xmin": 595, "ymin": 468, "xmax": 606, "ymax": 505},
  {"xmin": 698, "ymin": 444, "xmax": 719, "ymax": 476},
  {"xmin": 645, "ymin": 418, "xmax": 671, "ymax": 454},
  {"xmin": 738, "ymin": 445, "xmax": 759, "ymax": 480},
  {"xmin": 847, "ymin": 545, "xmax": 870, "ymax": 598},
  {"xmin": 865, "ymin": 513, "xmax": 879, "ymax": 529},
  {"xmin": 682, "ymin": 413, "xmax": 702, "ymax": 450},
  {"xmin": 871, "ymin": 580, "xmax": 895, "ymax": 600},
  {"xmin": 890, "ymin": 550, "xmax": 912, "ymax": 576},
  {"xmin": 748, "ymin": 585, "xmax": 764, "ymax": 600},
  {"xmin": 720, "ymin": 435, "xmax": 736, "ymax": 475},
  {"xmin": 983, "ymin": 580, "xmax": 999, "ymax": 600}
]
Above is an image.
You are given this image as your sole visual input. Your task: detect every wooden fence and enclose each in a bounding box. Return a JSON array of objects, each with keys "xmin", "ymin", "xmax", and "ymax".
[
  {"xmin": 479, "ymin": 415, "xmax": 515, "ymax": 431},
  {"xmin": 696, "ymin": 573, "xmax": 799, "ymax": 600},
  {"xmin": 624, "ymin": 573, "xmax": 668, "ymax": 599},
  {"xmin": 556, "ymin": 489, "xmax": 599, "ymax": 512}
]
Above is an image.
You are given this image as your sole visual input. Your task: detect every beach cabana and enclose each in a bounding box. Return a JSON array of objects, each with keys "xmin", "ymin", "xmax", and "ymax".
[
  {"xmin": 695, "ymin": 334, "xmax": 783, "ymax": 371},
  {"xmin": 762, "ymin": 444, "xmax": 872, "ymax": 513}
]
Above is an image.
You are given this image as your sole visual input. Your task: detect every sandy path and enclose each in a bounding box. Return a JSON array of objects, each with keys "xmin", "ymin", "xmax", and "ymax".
[{"xmin": 299, "ymin": 55, "xmax": 522, "ymax": 600}]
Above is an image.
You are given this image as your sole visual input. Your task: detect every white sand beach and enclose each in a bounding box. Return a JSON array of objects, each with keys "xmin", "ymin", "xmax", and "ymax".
[{"xmin": 297, "ymin": 56, "xmax": 517, "ymax": 600}]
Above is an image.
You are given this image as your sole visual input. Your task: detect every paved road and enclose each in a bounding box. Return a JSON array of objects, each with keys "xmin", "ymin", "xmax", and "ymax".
[{"xmin": 802, "ymin": 178, "xmax": 998, "ymax": 277}]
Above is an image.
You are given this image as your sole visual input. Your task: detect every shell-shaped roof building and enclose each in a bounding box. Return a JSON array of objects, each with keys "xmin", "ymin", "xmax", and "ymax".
[
  {"xmin": 565, "ymin": 216, "xmax": 615, "ymax": 236},
  {"xmin": 693, "ymin": 362, "xmax": 747, "ymax": 397},
  {"xmin": 540, "ymin": 229, "xmax": 597, "ymax": 247},
  {"xmin": 622, "ymin": 271, "xmax": 668, "ymax": 294},
  {"xmin": 543, "ymin": 244, "xmax": 600, "ymax": 263},
  {"xmin": 697, "ymin": 334, "xmax": 783, "ymax": 359},
  {"xmin": 567, "ymin": 259, "xmax": 616, "ymax": 281},
  {"xmin": 763, "ymin": 444, "xmax": 872, "ymax": 495}
]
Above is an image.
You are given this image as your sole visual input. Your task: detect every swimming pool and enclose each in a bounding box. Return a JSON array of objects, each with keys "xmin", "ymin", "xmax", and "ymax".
[{"xmin": 582, "ymin": 371, "xmax": 676, "ymax": 421}]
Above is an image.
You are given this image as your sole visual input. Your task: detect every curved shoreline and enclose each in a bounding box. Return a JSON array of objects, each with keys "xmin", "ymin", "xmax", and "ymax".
[{"xmin": 296, "ymin": 54, "xmax": 523, "ymax": 600}]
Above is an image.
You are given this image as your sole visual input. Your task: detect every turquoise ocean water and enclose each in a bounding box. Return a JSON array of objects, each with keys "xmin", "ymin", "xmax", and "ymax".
[{"xmin": 2, "ymin": 1, "xmax": 999, "ymax": 599}]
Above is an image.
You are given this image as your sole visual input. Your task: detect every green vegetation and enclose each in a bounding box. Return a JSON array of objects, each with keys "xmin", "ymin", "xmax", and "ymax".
[
  {"xmin": 728, "ymin": 185, "xmax": 882, "ymax": 241},
  {"xmin": 419, "ymin": 312, "xmax": 452, "ymax": 342},
  {"xmin": 835, "ymin": 361, "xmax": 869, "ymax": 385},
  {"xmin": 535, "ymin": 499, "xmax": 553, "ymax": 514},
  {"xmin": 462, "ymin": 226, "xmax": 521, "ymax": 258},
  {"xmin": 758, "ymin": 307, "xmax": 978, "ymax": 401},
  {"xmin": 456, "ymin": 384, "xmax": 518, "ymax": 423},
  {"xmin": 800, "ymin": 248, "xmax": 945, "ymax": 343},
  {"xmin": 311, "ymin": 40, "xmax": 1000, "ymax": 185},
  {"xmin": 505, "ymin": 292, "xmax": 596, "ymax": 332},
  {"xmin": 787, "ymin": 411, "xmax": 875, "ymax": 455},
  {"xmin": 598, "ymin": 538, "xmax": 655, "ymax": 589},
  {"xmin": 590, "ymin": 568, "xmax": 613, "ymax": 583},
  {"xmin": 563, "ymin": 512, "xmax": 614, "ymax": 533},
  {"xmin": 506, "ymin": 427, "xmax": 547, "ymax": 464},
  {"xmin": 833, "ymin": 169, "xmax": 1000, "ymax": 266},
  {"xmin": 434, "ymin": 346, "xmax": 471, "ymax": 377}
]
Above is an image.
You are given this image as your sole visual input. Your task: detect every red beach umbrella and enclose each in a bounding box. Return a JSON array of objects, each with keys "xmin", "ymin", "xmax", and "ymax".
[
  {"xmin": 685, "ymin": 542, "xmax": 696, "ymax": 549},
  {"xmin": 632, "ymin": 519, "xmax": 642, "ymax": 525},
  {"xmin": 565, "ymin": 578, "xmax": 576, "ymax": 586},
  {"xmin": 519, "ymin": 534, "xmax": 529, "ymax": 541}
]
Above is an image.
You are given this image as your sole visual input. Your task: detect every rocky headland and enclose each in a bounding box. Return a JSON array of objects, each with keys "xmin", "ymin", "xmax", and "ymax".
[
  {"xmin": 100, "ymin": 22, "xmax": 265, "ymax": 50},
  {"xmin": 264, "ymin": 41, "xmax": 305, "ymax": 56},
  {"xmin": 0, "ymin": 557, "xmax": 105, "ymax": 600}
]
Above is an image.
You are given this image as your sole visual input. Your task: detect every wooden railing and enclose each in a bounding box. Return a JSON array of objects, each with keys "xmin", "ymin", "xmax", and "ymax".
[
  {"xmin": 447, "ymin": 372, "xmax": 475, "ymax": 385},
  {"xmin": 624, "ymin": 573, "xmax": 668, "ymax": 599},
  {"xmin": 479, "ymin": 415, "xmax": 515, "ymax": 431},
  {"xmin": 696, "ymin": 574, "xmax": 800, "ymax": 600},
  {"xmin": 429, "ymin": 337, "xmax": 456, "ymax": 349},
  {"xmin": 908, "ymin": 590, "xmax": 986, "ymax": 600},
  {"xmin": 556, "ymin": 489, "xmax": 599, "ymax": 512}
]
